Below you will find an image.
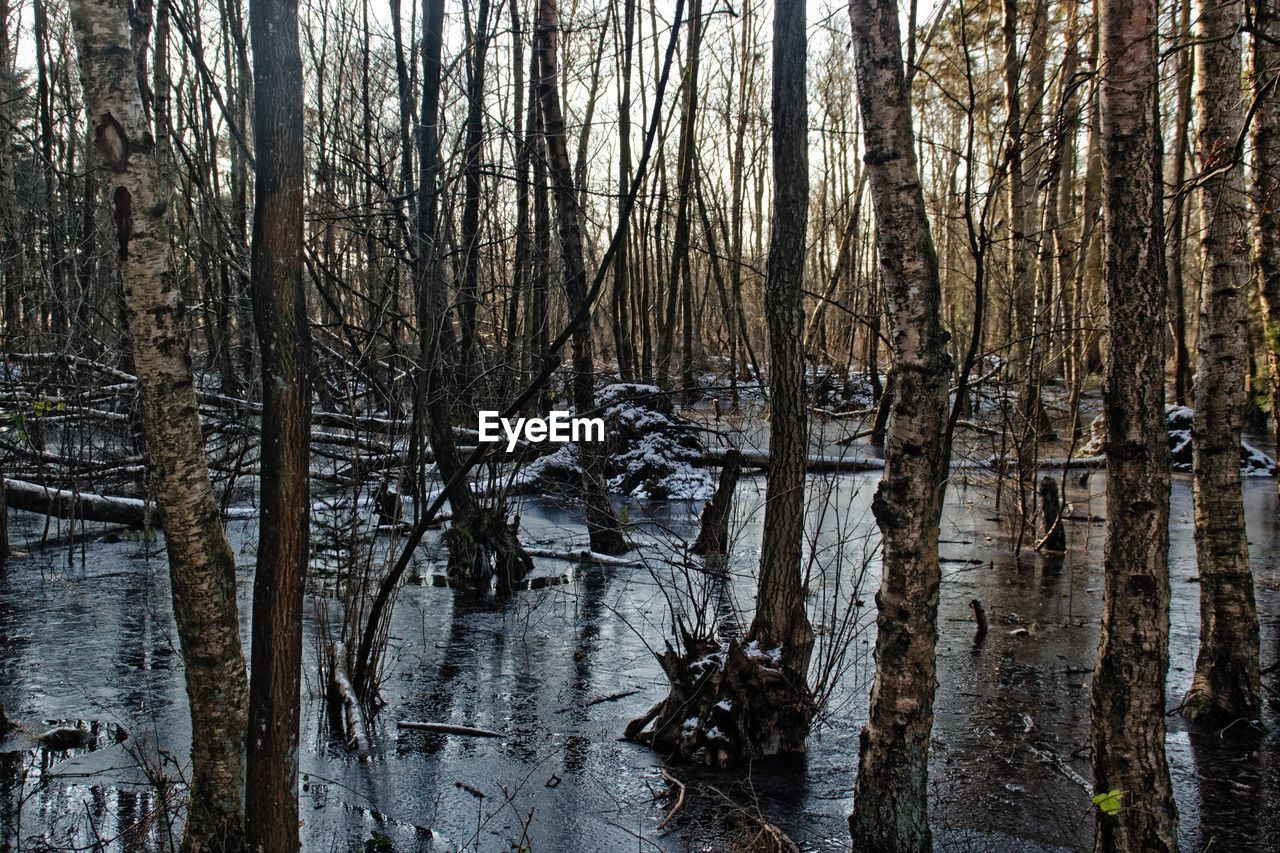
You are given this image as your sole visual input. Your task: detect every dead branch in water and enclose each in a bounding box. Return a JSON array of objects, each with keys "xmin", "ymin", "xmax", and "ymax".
[{"xmin": 396, "ymin": 721, "xmax": 504, "ymax": 738}]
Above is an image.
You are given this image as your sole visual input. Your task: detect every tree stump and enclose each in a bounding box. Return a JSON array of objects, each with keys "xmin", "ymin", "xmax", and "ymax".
[
  {"xmin": 374, "ymin": 480, "xmax": 403, "ymax": 526},
  {"xmin": 625, "ymin": 631, "xmax": 813, "ymax": 767},
  {"xmin": 691, "ymin": 448, "xmax": 741, "ymax": 558},
  {"xmin": 1038, "ymin": 476, "xmax": 1067, "ymax": 553},
  {"xmin": 444, "ymin": 506, "xmax": 534, "ymax": 594}
]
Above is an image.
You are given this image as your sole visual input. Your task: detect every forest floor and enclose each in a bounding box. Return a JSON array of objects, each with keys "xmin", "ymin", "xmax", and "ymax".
[{"xmin": 2, "ymin": 403, "xmax": 1279, "ymax": 852}]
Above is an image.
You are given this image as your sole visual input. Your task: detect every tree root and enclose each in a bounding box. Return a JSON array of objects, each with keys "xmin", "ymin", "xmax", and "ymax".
[
  {"xmin": 443, "ymin": 506, "xmax": 534, "ymax": 594},
  {"xmin": 626, "ymin": 631, "xmax": 813, "ymax": 766}
]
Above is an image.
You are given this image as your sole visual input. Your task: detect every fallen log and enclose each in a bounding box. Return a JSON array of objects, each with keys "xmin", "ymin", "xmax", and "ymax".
[
  {"xmin": 522, "ymin": 546, "xmax": 642, "ymax": 567},
  {"xmin": 396, "ymin": 720, "xmax": 503, "ymax": 738},
  {"xmin": 702, "ymin": 448, "xmax": 885, "ymax": 473},
  {"xmin": 3, "ymin": 478, "xmax": 156, "ymax": 527}
]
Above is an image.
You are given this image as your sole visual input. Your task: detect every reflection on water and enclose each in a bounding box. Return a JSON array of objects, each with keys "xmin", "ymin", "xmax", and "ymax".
[{"xmin": 2, "ymin": 468, "xmax": 1279, "ymax": 851}]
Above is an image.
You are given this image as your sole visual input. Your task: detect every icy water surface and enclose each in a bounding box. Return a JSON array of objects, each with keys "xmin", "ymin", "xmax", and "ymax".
[{"xmin": 3, "ymin": 466, "xmax": 1279, "ymax": 851}]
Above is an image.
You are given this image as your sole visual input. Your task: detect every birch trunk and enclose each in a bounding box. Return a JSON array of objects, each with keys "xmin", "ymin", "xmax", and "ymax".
[
  {"xmin": 1182, "ymin": 0, "xmax": 1260, "ymax": 727},
  {"xmin": 847, "ymin": 0, "xmax": 953, "ymax": 848},
  {"xmin": 67, "ymin": 1, "xmax": 249, "ymax": 849},
  {"xmin": 1090, "ymin": 0, "xmax": 1178, "ymax": 847}
]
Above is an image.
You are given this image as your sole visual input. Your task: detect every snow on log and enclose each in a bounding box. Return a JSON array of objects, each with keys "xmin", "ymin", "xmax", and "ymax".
[
  {"xmin": 522, "ymin": 546, "xmax": 642, "ymax": 566},
  {"xmin": 3, "ymin": 478, "xmax": 156, "ymax": 526}
]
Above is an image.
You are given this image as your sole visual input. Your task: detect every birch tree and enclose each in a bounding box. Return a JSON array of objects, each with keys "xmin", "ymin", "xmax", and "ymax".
[
  {"xmin": 66, "ymin": 0, "xmax": 249, "ymax": 849},
  {"xmin": 847, "ymin": 0, "xmax": 954, "ymax": 847}
]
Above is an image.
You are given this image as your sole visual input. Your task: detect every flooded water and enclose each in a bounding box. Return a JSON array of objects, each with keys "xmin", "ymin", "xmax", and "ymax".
[{"xmin": 3, "ymin": 454, "xmax": 1279, "ymax": 851}]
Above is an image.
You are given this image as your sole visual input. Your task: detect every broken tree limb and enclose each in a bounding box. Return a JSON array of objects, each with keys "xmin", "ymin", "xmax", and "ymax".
[
  {"xmin": 396, "ymin": 721, "xmax": 504, "ymax": 738},
  {"xmin": 970, "ymin": 599, "xmax": 989, "ymax": 643},
  {"xmin": 1036, "ymin": 476, "xmax": 1067, "ymax": 553},
  {"xmin": 328, "ymin": 643, "xmax": 370, "ymax": 757}
]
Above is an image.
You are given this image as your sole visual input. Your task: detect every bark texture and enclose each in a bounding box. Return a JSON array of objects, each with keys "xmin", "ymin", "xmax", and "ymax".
[
  {"xmin": 748, "ymin": 0, "xmax": 814, "ymax": 678},
  {"xmin": 1252, "ymin": 0, "xmax": 1280, "ymax": 493},
  {"xmin": 67, "ymin": 1, "xmax": 249, "ymax": 849},
  {"xmin": 847, "ymin": 0, "xmax": 953, "ymax": 849},
  {"xmin": 245, "ymin": 0, "xmax": 310, "ymax": 847},
  {"xmin": 1091, "ymin": 0, "xmax": 1178, "ymax": 848},
  {"xmin": 1182, "ymin": 0, "xmax": 1260, "ymax": 727}
]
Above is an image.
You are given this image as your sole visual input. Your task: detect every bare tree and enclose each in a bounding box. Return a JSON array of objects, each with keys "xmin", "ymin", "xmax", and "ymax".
[
  {"xmin": 847, "ymin": 0, "xmax": 954, "ymax": 847},
  {"xmin": 245, "ymin": 0, "xmax": 310, "ymax": 847},
  {"xmin": 1090, "ymin": 0, "xmax": 1178, "ymax": 847},
  {"xmin": 67, "ymin": 0, "xmax": 249, "ymax": 849},
  {"xmin": 1182, "ymin": 0, "xmax": 1260, "ymax": 727},
  {"xmin": 535, "ymin": 0, "xmax": 629, "ymax": 554},
  {"xmin": 1255, "ymin": 0, "xmax": 1280, "ymax": 483},
  {"xmin": 750, "ymin": 0, "xmax": 813, "ymax": 687}
]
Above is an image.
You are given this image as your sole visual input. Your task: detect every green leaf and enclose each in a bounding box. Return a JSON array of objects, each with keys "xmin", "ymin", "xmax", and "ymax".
[{"xmin": 1091, "ymin": 789, "xmax": 1124, "ymax": 816}]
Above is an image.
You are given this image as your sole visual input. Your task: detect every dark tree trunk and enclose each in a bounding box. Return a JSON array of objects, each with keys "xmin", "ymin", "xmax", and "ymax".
[
  {"xmin": 1167, "ymin": 0, "xmax": 1194, "ymax": 406},
  {"xmin": 534, "ymin": 0, "xmax": 628, "ymax": 555},
  {"xmin": 1038, "ymin": 476, "xmax": 1066, "ymax": 554},
  {"xmin": 847, "ymin": 0, "xmax": 954, "ymax": 849},
  {"xmin": 1254, "ymin": 0, "xmax": 1280, "ymax": 494},
  {"xmin": 749, "ymin": 0, "xmax": 813, "ymax": 679},
  {"xmin": 245, "ymin": 0, "xmax": 310, "ymax": 848},
  {"xmin": 691, "ymin": 447, "xmax": 741, "ymax": 559},
  {"xmin": 457, "ymin": 0, "xmax": 491, "ymax": 383},
  {"xmin": 626, "ymin": 0, "xmax": 814, "ymax": 766},
  {"xmin": 1090, "ymin": 0, "xmax": 1179, "ymax": 847},
  {"xmin": 656, "ymin": 0, "xmax": 701, "ymax": 394},
  {"xmin": 611, "ymin": 0, "xmax": 637, "ymax": 382}
]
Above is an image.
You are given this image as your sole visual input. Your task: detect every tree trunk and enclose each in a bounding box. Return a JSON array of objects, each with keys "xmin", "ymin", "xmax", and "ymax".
[
  {"xmin": 457, "ymin": 0, "xmax": 491, "ymax": 383},
  {"xmin": 1003, "ymin": 0, "xmax": 1033, "ymax": 376},
  {"xmin": 692, "ymin": 448, "xmax": 740, "ymax": 559},
  {"xmin": 625, "ymin": 0, "xmax": 812, "ymax": 765},
  {"xmin": 1182, "ymin": 0, "xmax": 1260, "ymax": 728},
  {"xmin": 611, "ymin": 0, "xmax": 637, "ymax": 382},
  {"xmin": 748, "ymin": 0, "xmax": 813, "ymax": 679},
  {"xmin": 1167, "ymin": 0, "xmax": 1195, "ymax": 406},
  {"xmin": 67, "ymin": 1, "xmax": 249, "ymax": 849},
  {"xmin": 534, "ymin": 0, "xmax": 628, "ymax": 554},
  {"xmin": 245, "ymin": 0, "xmax": 310, "ymax": 848},
  {"xmin": 656, "ymin": 0, "xmax": 700, "ymax": 394},
  {"xmin": 1251, "ymin": 0, "xmax": 1280, "ymax": 494},
  {"xmin": 847, "ymin": 0, "xmax": 953, "ymax": 849},
  {"xmin": 1090, "ymin": 0, "xmax": 1178, "ymax": 847}
]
